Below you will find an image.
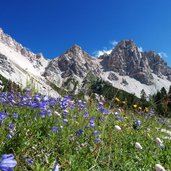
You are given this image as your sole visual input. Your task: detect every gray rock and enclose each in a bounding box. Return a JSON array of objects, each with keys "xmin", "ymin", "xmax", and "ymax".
[
  {"xmin": 100, "ymin": 40, "xmax": 154, "ymax": 84},
  {"xmin": 108, "ymin": 72, "xmax": 119, "ymax": 81},
  {"xmin": 0, "ymin": 53, "xmax": 15, "ymax": 74}
]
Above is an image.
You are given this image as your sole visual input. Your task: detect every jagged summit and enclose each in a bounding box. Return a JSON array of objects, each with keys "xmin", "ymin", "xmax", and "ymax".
[
  {"xmin": 0, "ymin": 27, "xmax": 171, "ymax": 97},
  {"xmin": 69, "ymin": 44, "xmax": 82, "ymax": 50}
]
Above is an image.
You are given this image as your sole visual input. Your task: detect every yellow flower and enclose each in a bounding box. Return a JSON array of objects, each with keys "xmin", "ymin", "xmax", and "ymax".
[
  {"xmin": 138, "ymin": 107, "xmax": 142, "ymax": 110},
  {"xmin": 145, "ymin": 107, "xmax": 149, "ymax": 112},
  {"xmin": 122, "ymin": 101, "xmax": 126, "ymax": 104},
  {"xmin": 115, "ymin": 97, "xmax": 120, "ymax": 102},
  {"xmin": 133, "ymin": 104, "xmax": 137, "ymax": 108}
]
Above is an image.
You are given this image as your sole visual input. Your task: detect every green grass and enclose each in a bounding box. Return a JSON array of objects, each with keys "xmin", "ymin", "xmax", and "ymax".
[{"xmin": 0, "ymin": 93, "xmax": 171, "ymax": 171}]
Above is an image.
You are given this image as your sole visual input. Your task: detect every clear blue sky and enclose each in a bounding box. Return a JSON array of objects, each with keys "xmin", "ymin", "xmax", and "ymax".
[{"xmin": 0, "ymin": 0, "xmax": 171, "ymax": 66}]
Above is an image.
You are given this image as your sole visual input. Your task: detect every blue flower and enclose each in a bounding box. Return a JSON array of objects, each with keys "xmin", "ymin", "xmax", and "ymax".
[
  {"xmin": 136, "ymin": 120, "xmax": 141, "ymax": 126},
  {"xmin": 83, "ymin": 112, "xmax": 88, "ymax": 118},
  {"xmin": 90, "ymin": 117, "xmax": 95, "ymax": 128},
  {"xmin": 63, "ymin": 119, "xmax": 68, "ymax": 123},
  {"xmin": 26, "ymin": 158, "xmax": 33, "ymax": 165},
  {"xmin": 116, "ymin": 117, "xmax": 122, "ymax": 121},
  {"xmin": 94, "ymin": 138, "xmax": 100, "ymax": 143},
  {"xmin": 24, "ymin": 88, "xmax": 31, "ymax": 93},
  {"xmin": 0, "ymin": 112, "xmax": 8, "ymax": 121},
  {"xmin": 51, "ymin": 127, "xmax": 58, "ymax": 133},
  {"xmin": 12, "ymin": 113, "xmax": 18, "ymax": 119},
  {"xmin": 93, "ymin": 130, "xmax": 99, "ymax": 136},
  {"xmin": 76, "ymin": 129, "xmax": 84, "ymax": 136},
  {"xmin": 0, "ymin": 154, "xmax": 17, "ymax": 171},
  {"xmin": 52, "ymin": 163, "xmax": 60, "ymax": 171},
  {"xmin": 7, "ymin": 134, "xmax": 12, "ymax": 139},
  {"xmin": 8, "ymin": 123, "xmax": 14, "ymax": 131}
]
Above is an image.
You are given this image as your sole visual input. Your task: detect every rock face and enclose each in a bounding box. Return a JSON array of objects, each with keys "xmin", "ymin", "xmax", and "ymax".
[
  {"xmin": 100, "ymin": 40, "xmax": 153, "ymax": 85},
  {"xmin": 145, "ymin": 51, "xmax": 171, "ymax": 80},
  {"xmin": 0, "ymin": 53, "xmax": 14, "ymax": 74},
  {"xmin": 44, "ymin": 45, "xmax": 101, "ymax": 91},
  {"xmin": 0, "ymin": 28, "xmax": 47, "ymax": 70},
  {"xmin": 0, "ymin": 28, "xmax": 59, "ymax": 97}
]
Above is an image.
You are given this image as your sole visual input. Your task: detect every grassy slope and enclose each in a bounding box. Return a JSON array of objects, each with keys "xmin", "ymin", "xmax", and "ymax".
[{"xmin": 0, "ymin": 92, "xmax": 171, "ymax": 171}]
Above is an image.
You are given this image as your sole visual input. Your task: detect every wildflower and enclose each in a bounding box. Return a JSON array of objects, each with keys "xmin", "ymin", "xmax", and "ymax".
[
  {"xmin": 24, "ymin": 88, "xmax": 31, "ymax": 93},
  {"xmin": 155, "ymin": 164, "xmax": 166, "ymax": 171},
  {"xmin": 100, "ymin": 108, "xmax": 110, "ymax": 114},
  {"xmin": 26, "ymin": 158, "xmax": 33, "ymax": 165},
  {"xmin": 54, "ymin": 111, "xmax": 61, "ymax": 117},
  {"xmin": 90, "ymin": 117, "xmax": 95, "ymax": 128},
  {"xmin": 60, "ymin": 126, "xmax": 63, "ymax": 129},
  {"xmin": 161, "ymin": 129, "xmax": 171, "ymax": 136},
  {"xmin": 138, "ymin": 107, "xmax": 142, "ymax": 110},
  {"xmin": 114, "ymin": 112, "xmax": 119, "ymax": 116},
  {"xmin": 12, "ymin": 113, "xmax": 18, "ymax": 119},
  {"xmin": 93, "ymin": 130, "xmax": 99, "ymax": 136},
  {"xmin": 116, "ymin": 117, "xmax": 122, "ymax": 121},
  {"xmin": 8, "ymin": 123, "xmax": 14, "ymax": 131},
  {"xmin": 159, "ymin": 143, "xmax": 165, "ymax": 149},
  {"xmin": 62, "ymin": 110, "xmax": 68, "ymax": 117},
  {"xmin": 97, "ymin": 101, "xmax": 103, "ymax": 107},
  {"xmin": 42, "ymin": 95, "xmax": 49, "ymax": 102},
  {"xmin": 51, "ymin": 127, "xmax": 58, "ymax": 133},
  {"xmin": 115, "ymin": 97, "xmax": 120, "ymax": 102},
  {"xmin": 0, "ymin": 112, "xmax": 8, "ymax": 121},
  {"xmin": 83, "ymin": 111, "xmax": 89, "ymax": 118},
  {"xmin": 155, "ymin": 137, "xmax": 163, "ymax": 144},
  {"xmin": 52, "ymin": 163, "xmax": 60, "ymax": 171},
  {"xmin": 94, "ymin": 138, "xmax": 100, "ymax": 143},
  {"xmin": 63, "ymin": 119, "xmax": 68, "ymax": 123},
  {"xmin": 133, "ymin": 104, "xmax": 137, "ymax": 108},
  {"xmin": 136, "ymin": 120, "xmax": 141, "ymax": 126},
  {"xmin": 0, "ymin": 154, "xmax": 17, "ymax": 171},
  {"xmin": 135, "ymin": 142, "xmax": 142, "ymax": 150},
  {"xmin": 115, "ymin": 125, "xmax": 121, "ymax": 131},
  {"xmin": 76, "ymin": 129, "xmax": 84, "ymax": 136},
  {"xmin": 145, "ymin": 107, "xmax": 149, "ymax": 113},
  {"xmin": 7, "ymin": 134, "xmax": 12, "ymax": 139}
]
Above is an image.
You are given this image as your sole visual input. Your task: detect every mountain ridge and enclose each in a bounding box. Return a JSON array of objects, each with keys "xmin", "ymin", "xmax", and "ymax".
[{"xmin": 0, "ymin": 28, "xmax": 171, "ymax": 98}]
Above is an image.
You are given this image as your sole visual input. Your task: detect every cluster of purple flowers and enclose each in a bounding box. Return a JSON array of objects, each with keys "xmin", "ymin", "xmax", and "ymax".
[{"xmin": 0, "ymin": 154, "xmax": 17, "ymax": 171}]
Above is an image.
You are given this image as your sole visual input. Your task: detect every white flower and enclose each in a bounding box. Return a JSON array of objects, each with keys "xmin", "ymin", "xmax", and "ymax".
[
  {"xmin": 54, "ymin": 111, "xmax": 61, "ymax": 117},
  {"xmin": 115, "ymin": 125, "xmax": 121, "ymax": 131},
  {"xmin": 155, "ymin": 164, "xmax": 165, "ymax": 171},
  {"xmin": 155, "ymin": 137, "xmax": 163, "ymax": 144},
  {"xmin": 161, "ymin": 129, "xmax": 171, "ymax": 136},
  {"xmin": 135, "ymin": 142, "xmax": 142, "ymax": 150}
]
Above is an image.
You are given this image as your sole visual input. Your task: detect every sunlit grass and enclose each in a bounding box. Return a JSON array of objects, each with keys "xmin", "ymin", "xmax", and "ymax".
[{"xmin": 0, "ymin": 91, "xmax": 171, "ymax": 170}]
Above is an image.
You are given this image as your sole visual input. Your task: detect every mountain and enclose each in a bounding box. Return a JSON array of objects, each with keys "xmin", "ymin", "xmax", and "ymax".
[
  {"xmin": 44, "ymin": 45, "xmax": 101, "ymax": 93},
  {"xmin": 0, "ymin": 28, "xmax": 59, "ymax": 97},
  {"xmin": 0, "ymin": 28, "xmax": 171, "ymax": 98}
]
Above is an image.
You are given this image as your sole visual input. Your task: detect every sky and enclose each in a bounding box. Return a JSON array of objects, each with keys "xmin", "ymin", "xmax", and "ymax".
[{"xmin": 0, "ymin": 0, "xmax": 171, "ymax": 66}]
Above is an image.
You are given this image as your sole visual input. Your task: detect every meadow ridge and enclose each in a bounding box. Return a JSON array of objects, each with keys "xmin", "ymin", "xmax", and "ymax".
[{"xmin": 0, "ymin": 89, "xmax": 171, "ymax": 171}]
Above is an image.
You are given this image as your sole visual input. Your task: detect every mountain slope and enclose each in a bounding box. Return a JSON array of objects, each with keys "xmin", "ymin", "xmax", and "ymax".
[
  {"xmin": 0, "ymin": 28, "xmax": 171, "ymax": 98},
  {"xmin": 0, "ymin": 28, "xmax": 59, "ymax": 97}
]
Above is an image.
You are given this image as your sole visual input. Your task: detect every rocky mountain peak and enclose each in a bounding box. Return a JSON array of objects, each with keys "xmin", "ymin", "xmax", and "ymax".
[
  {"xmin": 145, "ymin": 51, "xmax": 171, "ymax": 80},
  {"xmin": 100, "ymin": 39, "xmax": 153, "ymax": 84},
  {"xmin": 68, "ymin": 44, "xmax": 82, "ymax": 52},
  {"xmin": 63, "ymin": 44, "xmax": 92, "ymax": 61},
  {"xmin": 114, "ymin": 39, "xmax": 136, "ymax": 49}
]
